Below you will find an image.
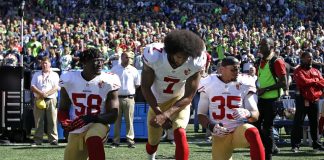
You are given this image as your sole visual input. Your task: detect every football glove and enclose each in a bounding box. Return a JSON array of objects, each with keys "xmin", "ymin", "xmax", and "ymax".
[
  {"xmin": 64, "ymin": 116, "xmax": 86, "ymax": 132},
  {"xmin": 58, "ymin": 109, "xmax": 72, "ymax": 131},
  {"xmin": 232, "ymin": 108, "xmax": 252, "ymax": 120},
  {"xmin": 211, "ymin": 123, "xmax": 230, "ymax": 137},
  {"xmin": 65, "ymin": 114, "xmax": 98, "ymax": 132},
  {"xmin": 61, "ymin": 119, "xmax": 72, "ymax": 131}
]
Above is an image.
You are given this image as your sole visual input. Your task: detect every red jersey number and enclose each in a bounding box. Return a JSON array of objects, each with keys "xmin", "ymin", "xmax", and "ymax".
[
  {"xmin": 163, "ymin": 77, "xmax": 180, "ymax": 94},
  {"xmin": 211, "ymin": 96, "xmax": 241, "ymax": 120},
  {"xmin": 72, "ymin": 93, "xmax": 102, "ymax": 116}
]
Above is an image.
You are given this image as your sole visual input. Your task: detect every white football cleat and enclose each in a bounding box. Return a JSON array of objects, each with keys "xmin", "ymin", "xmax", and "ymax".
[{"xmin": 148, "ymin": 152, "xmax": 156, "ymax": 160}]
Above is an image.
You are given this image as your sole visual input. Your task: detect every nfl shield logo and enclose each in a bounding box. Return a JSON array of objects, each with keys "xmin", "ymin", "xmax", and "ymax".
[
  {"xmin": 98, "ymin": 81, "xmax": 104, "ymax": 88},
  {"xmin": 184, "ymin": 68, "xmax": 191, "ymax": 75}
]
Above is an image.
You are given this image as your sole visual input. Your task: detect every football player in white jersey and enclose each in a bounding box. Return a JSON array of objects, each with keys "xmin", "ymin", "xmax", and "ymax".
[
  {"xmin": 141, "ymin": 30, "xmax": 206, "ymax": 160},
  {"xmin": 198, "ymin": 56, "xmax": 265, "ymax": 160},
  {"xmin": 58, "ymin": 48, "xmax": 121, "ymax": 160}
]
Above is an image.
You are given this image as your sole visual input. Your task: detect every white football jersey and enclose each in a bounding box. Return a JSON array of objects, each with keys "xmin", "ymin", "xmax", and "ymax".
[
  {"xmin": 59, "ymin": 71, "xmax": 121, "ymax": 133},
  {"xmin": 143, "ymin": 43, "xmax": 206, "ymax": 103},
  {"xmin": 198, "ymin": 75, "xmax": 256, "ymax": 132}
]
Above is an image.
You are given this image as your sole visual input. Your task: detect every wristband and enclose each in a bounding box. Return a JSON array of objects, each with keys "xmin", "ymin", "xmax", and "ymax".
[{"xmin": 247, "ymin": 111, "xmax": 252, "ymax": 119}]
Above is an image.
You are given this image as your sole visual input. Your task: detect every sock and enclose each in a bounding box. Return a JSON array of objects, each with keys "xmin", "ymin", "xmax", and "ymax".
[
  {"xmin": 146, "ymin": 143, "xmax": 158, "ymax": 155},
  {"xmin": 319, "ymin": 117, "xmax": 324, "ymax": 134},
  {"xmin": 86, "ymin": 136, "xmax": 105, "ymax": 160},
  {"xmin": 245, "ymin": 127, "xmax": 265, "ymax": 160},
  {"xmin": 174, "ymin": 128, "xmax": 189, "ymax": 160}
]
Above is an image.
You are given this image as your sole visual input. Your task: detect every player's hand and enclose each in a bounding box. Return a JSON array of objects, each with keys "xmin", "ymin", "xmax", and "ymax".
[
  {"xmin": 162, "ymin": 118, "xmax": 172, "ymax": 129},
  {"xmin": 232, "ymin": 108, "xmax": 251, "ymax": 120},
  {"xmin": 150, "ymin": 113, "xmax": 169, "ymax": 128},
  {"xmin": 212, "ymin": 123, "xmax": 230, "ymax": 137},
  {"xmin": 65, "ymin": 116, "xmax": 88, "ymax": 132},
  {"xmin": 60, "ymin": 119, "xmax": 72, "ymax": 131}
]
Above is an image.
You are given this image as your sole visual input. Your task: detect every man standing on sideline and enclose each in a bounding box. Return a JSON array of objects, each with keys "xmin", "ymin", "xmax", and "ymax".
[
  {"xmin": 110, "ymin": 51, "xmax": 141, "ymax": 148},
  {"xmin": 254, "ymin": 37, "xmax": 287, "ymax": 160},
  {"xmin": 141, "ymin": 30, "xmax": 206, "ymax": 160},
  {"xmin": 58, "ymin": 48, "xmax": 121, "ymax": 160},
  {"xmin": 291, "ymin": 51, "xmax": 324, "ymax": 152},
  {"xmin": 30, "ymin": 56, "xmax": 60, "ymax": 146},
  {"xmin": 198, "ymin": 56, "xmax": 265, "ymax": 160}
]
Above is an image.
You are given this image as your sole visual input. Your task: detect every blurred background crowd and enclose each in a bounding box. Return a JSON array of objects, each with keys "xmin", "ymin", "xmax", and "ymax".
[{"xmin": 0, "ymin": 0, "xmax": 323, "ymax": 75}]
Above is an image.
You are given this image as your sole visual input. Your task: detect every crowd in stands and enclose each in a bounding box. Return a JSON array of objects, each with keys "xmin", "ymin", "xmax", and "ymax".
[{"xmin": 0, "ymin": 0, "xmax": 323, "ymax": 75}]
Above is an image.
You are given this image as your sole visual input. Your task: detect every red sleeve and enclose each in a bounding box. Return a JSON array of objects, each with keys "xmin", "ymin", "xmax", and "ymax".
[
  {"xmin": 274, "ymin": 59, "xmax": 286, "ymax": 77},
  {"xmin": 314, "ymin": 69, "xmax": 324, "ymax": 88},
  {"xmin": 293, "ymin": 67, "xmax": 316, "ymax": 87},
  {"xmin": 206, "ymin": 52, "xmax": 212, "ymax": 63}
]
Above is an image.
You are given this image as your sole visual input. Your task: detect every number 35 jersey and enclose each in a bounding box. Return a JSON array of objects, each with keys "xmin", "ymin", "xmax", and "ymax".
[
  {"xmin": 59, "ymin": 71, "xmax": 121, "ymax": 124},
  {"xmin": 143, "ymin": 43, "xmax": 206, "ymax": 103},
  {"xmin": 198, "ymin": 75, "xmax": 257, "ymax": 132}
]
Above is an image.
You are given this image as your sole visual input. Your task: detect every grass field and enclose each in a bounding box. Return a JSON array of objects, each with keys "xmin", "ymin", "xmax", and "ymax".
[{"xmin": 0, "ymin": 124, "xmax": 323, "ymax": 160}]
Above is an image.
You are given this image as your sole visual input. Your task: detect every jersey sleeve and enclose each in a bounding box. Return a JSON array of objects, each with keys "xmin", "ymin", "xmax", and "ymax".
[
  {"xmin": 193, "ymin": 50, "xmax": 207, "ymax": 71},
  {"xmin": 142, "ymin": 43, "xmax": 164, "ymax": 68},
  {"xmin": 197, "ymin": 91, "xmax": 210, "ymax": 116},
  {"xmin": 197, "ymin": 74, "xmax": 212, "ymax": 93},
  {"xmin": 59, "ymin": 72, "xmax": 71, "ymax": 89},
  {"xmin": 243, "ymin": 93, "xmax": 258, "ymax": 111},
  {"xmin": 106, "ymin": 73, "xmax": 121, "ymax": 91},
  {"xmin": 274, "ymin": 58, "xmax": 287, "ymax": 77}
]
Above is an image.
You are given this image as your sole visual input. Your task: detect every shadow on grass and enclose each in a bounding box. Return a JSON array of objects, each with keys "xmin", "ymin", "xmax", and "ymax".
[
  {"xmin": 155, "ymin": 154, "xmax": 175, "ymax": 159},
  {"xmin": 12, "ymin": 145, "xmax": 65, "ymax": 149},
  {"xmin": 274, "ymin": 151, "xmax": 324, "ymax": 157}
]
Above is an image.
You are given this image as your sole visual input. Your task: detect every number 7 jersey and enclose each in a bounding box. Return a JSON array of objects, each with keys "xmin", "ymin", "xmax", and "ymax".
[
  {"xmin": 59, "ymin": 71, "xmax": 121, "ymax": 126},
  {"xmin": 143, "ymin": 43, "xmax": 206, "ymax": 104}
]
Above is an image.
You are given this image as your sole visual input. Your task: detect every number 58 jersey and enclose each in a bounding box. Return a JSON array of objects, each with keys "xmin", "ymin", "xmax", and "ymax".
[
  {"xmin": 59, "ymin": 71, "xmax": 121, "ymax": 121},
  {"xmin": 143, "ymin": 43, "xmax": 206, "ymax": 103}
]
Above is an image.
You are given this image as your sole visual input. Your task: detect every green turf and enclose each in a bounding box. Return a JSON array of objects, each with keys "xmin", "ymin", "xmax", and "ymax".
[{"xmin": 0, "ymin": 124, "xmax": 323, "ymax": 160}]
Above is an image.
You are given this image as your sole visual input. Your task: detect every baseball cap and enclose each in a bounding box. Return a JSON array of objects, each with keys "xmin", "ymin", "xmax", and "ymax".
[{"xmin": 36, "ymin": 99, "xmax": 46, "ymax": 109}]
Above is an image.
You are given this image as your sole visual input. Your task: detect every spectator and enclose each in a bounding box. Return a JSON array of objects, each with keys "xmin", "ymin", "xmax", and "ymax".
[
  {"xmin": 248, "ymin": 66, "xmax": 258, "ymax": 82},
  {"xmin": 23, "ymin": 47, "xmax": 36, "ymax": 70},
  {"xmin": 30, "ymin": 56, "xmax": 60, "ymax": 146},
  {"xmin": 60, "ymin": 45, "xmax": 73, "ymax": 72},
  {"xmin": 254, "ymin": 37, "xmax": 288, "ymax": 160},
  {"xmin": 110, "ymin": 51, "xmax": 141, "ymax": 148},
  {"xmin": 291, "ymin": 51, "xmax": 324, "ymax": 152}
]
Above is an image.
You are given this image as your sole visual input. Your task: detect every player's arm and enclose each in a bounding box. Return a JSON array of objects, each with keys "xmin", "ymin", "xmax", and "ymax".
[
  {"xmin": 57, "ymin": 87, "xmax": 72, "ymax": 129},
  {"xmin": 244, "ymin": 92, "xmax": 259, "ymax": 122},
  {"xmin": 197, "ymin": 91, "xmax": 212, "ymax": 130},
  {"xmin": 163, "ymin": 71, "xmax": 201, "ymax": 118},
  {"xmin": 96, "ymin": 89, "xmax": 119, "ymax": 124},
  {"xmin": 141, "ymin": 63, "xmax": 162, "ymax": 115}
]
